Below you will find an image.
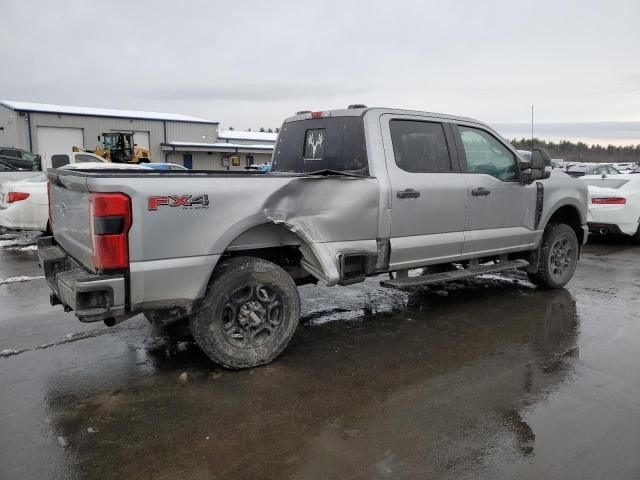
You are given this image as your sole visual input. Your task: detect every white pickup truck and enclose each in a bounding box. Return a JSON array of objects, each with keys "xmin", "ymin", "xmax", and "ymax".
[{"xmin": 39, "ymin": 106, "xmax": 588, "ymax": 368}]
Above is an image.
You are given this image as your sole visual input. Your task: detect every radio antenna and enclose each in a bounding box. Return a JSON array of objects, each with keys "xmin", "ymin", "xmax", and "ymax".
[{"xmin": 531, "ymin": 105, "xmax": 534, "ymax": 151}]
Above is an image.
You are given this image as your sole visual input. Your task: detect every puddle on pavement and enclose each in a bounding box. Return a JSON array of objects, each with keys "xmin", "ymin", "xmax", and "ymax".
[{"xmin": 38, "ymin": 284, "xmax": 580, "ymax": 480}]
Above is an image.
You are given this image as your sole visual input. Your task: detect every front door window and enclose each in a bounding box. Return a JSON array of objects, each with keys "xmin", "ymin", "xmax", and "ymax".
[{"xmin": 459, "ymin": 126, "xmax": 519, "ymax": 182}]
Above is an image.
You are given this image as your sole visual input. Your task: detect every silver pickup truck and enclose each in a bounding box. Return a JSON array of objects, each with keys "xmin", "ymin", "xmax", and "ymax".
[{"xmin": 39, "ymin": 107, "xmax": 588, "ymax": 368}]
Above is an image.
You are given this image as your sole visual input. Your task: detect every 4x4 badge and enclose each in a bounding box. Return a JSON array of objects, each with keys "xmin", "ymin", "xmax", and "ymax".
[{"xmin": 148, "ymin": 195, "xmax": 209, "ymax": 211}]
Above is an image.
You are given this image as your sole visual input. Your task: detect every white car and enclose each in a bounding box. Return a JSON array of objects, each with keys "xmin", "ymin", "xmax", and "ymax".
[
  {"xmin": 581, "ymin": 174, "xmax": 640, "ymax": 242},
  {"xmin": 44, "ymin": 151, "xmax": 107, "ymax": 170},
  {"xmin": 0, "ymin": 173, "xmax": 49, "ymax": 231},
  {"xmin": 0, "ymin": 162, "xmax": 148, "ymax": 232},
  {"xmin": 613, "ymin": 162, "xmax": 638, "ymax": 174}
]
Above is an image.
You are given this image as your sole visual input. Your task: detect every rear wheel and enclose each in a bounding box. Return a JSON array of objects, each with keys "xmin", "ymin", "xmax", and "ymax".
[
  {"xmin": 190, "ymin": 256, "xmax": 301, "ymax": 369},
  {"xmin": 528, "ymin": 223, "xmax": 579, "ymax": 289}
]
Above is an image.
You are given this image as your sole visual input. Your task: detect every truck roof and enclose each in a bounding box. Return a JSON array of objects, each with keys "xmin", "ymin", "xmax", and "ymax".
[{"xmin": 284, "ymin": 107, "xmax": 484, "ymax": 126}]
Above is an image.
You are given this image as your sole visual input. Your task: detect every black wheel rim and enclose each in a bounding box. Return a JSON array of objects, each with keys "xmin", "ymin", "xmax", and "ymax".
[
  {"xmin": 221, "ymin": 284, "xmax": 284, "ymax": 349},
  {"xmin": 549, "ymin": 236, "xmax": 574, "ymax": 279}
]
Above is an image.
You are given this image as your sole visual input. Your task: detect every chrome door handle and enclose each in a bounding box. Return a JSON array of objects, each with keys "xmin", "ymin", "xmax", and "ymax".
[
  {"xmin": 472, "ymin": 187, "xmax": 490, "ymax": 196},
  {"xmin": 397, "ymin": 189, "xmax": 421, "ymax": 199}
]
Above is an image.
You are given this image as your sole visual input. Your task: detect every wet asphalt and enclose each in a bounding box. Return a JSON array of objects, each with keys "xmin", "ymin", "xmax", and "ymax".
[{"xmin": 0, "ymin": 231, "xmax": 639, "ymax": 480}]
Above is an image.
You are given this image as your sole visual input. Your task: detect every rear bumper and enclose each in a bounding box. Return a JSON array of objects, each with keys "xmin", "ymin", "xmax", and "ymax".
[
  {"xmin": 587, "ymin": 222, "xmax": 624, "ymax": 236},
  {"xmin": 38, "ymin": 236, "xmax": 130, "ymax": 323}
]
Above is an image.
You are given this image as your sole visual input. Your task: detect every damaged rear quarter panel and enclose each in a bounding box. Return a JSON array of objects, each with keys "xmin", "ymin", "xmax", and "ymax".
[{"xmin": 88, "ymin": 174, "xmax": 380, "ymax": 304}]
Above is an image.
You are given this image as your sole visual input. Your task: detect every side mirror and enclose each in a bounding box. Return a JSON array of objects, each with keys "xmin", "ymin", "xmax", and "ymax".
[{"xmin": 520, "ymin": 148, "xmax": 551, "ymax": 182}]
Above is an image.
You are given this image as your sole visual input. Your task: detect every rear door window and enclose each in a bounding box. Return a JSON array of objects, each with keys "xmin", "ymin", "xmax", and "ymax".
[
  {"xmin": 390, "ymin": 120, "xmax": 452, "ymax": 173},
  {"xmin": 271, "ymin": 117, "xmax": 368, "ymax": 174}
]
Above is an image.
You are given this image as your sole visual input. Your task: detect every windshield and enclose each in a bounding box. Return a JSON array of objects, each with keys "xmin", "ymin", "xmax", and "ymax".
[
  {"xmin": 271, "ymin": 117, "xmax": 368, "ymax": 174},
  {"xmin": 103, "ymin": 134, "xmax": 116, "ymax": 149}
]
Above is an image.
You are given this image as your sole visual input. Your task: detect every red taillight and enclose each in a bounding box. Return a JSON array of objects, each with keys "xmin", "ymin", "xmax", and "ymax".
[
  {"xmin": 7, "ymin": 191, "xmax": 30, "ymax": 203},
  {"xmin": 310, "ymin": 111, "xmax": 324, "ymax": 119},
  {"xmin": 591, "ymin": 197, "xmax": 626, "ymax": 205},
  {"xmin": 90, "ymin": 192, "xmax": 131, "ymax": 270}
]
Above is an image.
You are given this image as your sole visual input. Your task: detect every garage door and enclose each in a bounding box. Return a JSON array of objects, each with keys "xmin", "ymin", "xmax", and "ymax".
[
  {"xmin": 36, "ymin": 127, "xmax": 84, "ymax": 164},
  {"xmin": 133, "ymin": 132, "xmax": 150, "ymax": 150}
]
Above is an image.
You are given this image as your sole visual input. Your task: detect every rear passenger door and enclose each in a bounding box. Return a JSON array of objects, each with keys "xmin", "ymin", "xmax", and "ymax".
[
  {"xmin": 381, "ymin": 115, "xmax": 468, "ymax": 269},
  {"xmin": 453, "ymin": 124, "xmax": 538, "ymax": 255}
]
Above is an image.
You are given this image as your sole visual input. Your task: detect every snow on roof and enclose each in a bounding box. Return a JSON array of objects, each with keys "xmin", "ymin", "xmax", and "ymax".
[
  {"xmin": 0, "ymin": 100, "xmax": 217, "ymax": 124},
  {"xmin": 163, "ymin": 141, "xmax": 274, "ymax": 150},
  {"xmin": 218, "ymin": 129, "xmax": 278, "ymax": 142}
]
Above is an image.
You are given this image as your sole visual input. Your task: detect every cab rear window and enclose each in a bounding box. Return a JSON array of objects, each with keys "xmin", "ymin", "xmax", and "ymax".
[{"xmin": 271, "ymin": 117, "xmax": 368, "ymax": 174}]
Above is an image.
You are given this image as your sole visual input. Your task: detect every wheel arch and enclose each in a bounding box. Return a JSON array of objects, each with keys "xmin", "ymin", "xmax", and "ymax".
[
  {"xmin": 543, "ymin": 204, "xmax": 585, "ymax": 245},
  {"xmin": 217, "ymin": 221, "xmax": 330, "ymax": 284}
]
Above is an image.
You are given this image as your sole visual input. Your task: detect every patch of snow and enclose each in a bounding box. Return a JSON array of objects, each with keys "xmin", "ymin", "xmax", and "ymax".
[
  {"xmin": 218, "ymin": 129, "xmax": 278, "ymax": 142},
  {"xmin": 1, "ymin": 99, "xmax": 216, "ymax": 124},
  {"xmin": 165, "ymin": 141, "xmax": 274, "ymax": 150},
  {"xmin": 0, "ymin": 275, "xmax": 44, "ymax": 285},
  {"xmin": 0, "ymin": 348, "xmax": 26, "ymax": 357},
  {"xmin": 7, "ymin": 245, "xmax": 38, "ymax": 252},
  {"xmin": 0, "ymin": 231, "xmax": 40, "ymax": 249}
]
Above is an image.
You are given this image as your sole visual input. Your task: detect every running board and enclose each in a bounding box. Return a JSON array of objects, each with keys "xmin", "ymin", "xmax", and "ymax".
[{"xmin": 381, "ymin": 259, "xmax": 530, "ymax": 289}]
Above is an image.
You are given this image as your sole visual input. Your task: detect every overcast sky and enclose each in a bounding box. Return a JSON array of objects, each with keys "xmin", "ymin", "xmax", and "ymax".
[{"xmin": 1, "ymin": 0, "xmax": 639, "ymax": 142}]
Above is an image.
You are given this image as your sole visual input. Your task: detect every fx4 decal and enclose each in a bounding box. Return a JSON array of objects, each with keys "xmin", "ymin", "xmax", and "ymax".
[{"xmin": 148, "ymin": 195, "xmax": 210, "ymax": 211}]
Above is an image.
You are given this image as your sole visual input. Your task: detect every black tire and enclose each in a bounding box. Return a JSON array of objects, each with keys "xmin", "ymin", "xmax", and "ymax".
[
  {"xmin": 630, "ymin": 223, "xmax": 640, "ymax": 245},
  {"xmin": 190, "ymin": 256, "xmax": 300, "ymax": 369},
  {"xmin": 528, "ymin": 223, "xmax": 579, "ymax": 289}
]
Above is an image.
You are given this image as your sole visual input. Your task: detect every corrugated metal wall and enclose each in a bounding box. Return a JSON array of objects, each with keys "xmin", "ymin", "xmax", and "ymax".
[
  {"xmin": 25, "ymin": 113, "xmax": 218, "ymax": 162},
  {"xmin": 28, "ymin": 113, "xmax": 166, "ymax": 160},
  {"xmin": 166, "ymin": 121, "xmax": 218, "ymax": 144},
  {"xmin": 0, "ymin": 105, "xmax": 28, "ymax": 149}
]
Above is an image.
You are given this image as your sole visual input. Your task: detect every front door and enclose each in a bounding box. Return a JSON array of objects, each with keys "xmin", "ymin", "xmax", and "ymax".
[
  {"xmin": 453, "ymin": 124, "xmax": 538, "ymax": 255},
  {"xmin": 183, "ymin": 153, "xmax": 193, "ymax": 170},
  {"xmin": 381, "ymin": 115, "xmax": 469, "ymax": 270}
]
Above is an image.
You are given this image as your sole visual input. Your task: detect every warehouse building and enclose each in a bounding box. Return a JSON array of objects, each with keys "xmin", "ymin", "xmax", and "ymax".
[
  {"xmin": 162, "ymin": 128, "xmax": 277, "ymax": 170},
  {"xmin": 0, "ymin": 100, "xmax": 275, "ymax": 170}
]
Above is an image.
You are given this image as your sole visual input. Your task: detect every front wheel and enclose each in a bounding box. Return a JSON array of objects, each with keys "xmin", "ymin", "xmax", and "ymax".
[
  {"xmin": 528, "ymin": 223, "xmax": 579, "ymax": 289},
  {"xmin": 190, "ymin": 256, "xmax": 301, "ymax": 369}
]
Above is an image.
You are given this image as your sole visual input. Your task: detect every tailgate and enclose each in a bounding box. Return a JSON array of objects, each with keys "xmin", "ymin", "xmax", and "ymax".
[{"xmin": 48, "ymin": 171, "xmax": 95, "ymax": 271}]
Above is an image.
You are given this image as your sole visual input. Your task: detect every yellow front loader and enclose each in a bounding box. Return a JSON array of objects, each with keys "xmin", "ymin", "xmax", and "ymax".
[{"xmin": 73, "ymin": 132, "xmax": 151, "ymax": 164}]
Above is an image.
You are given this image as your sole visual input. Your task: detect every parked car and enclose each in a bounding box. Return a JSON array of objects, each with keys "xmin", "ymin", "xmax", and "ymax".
[
  {"xmin": 0, "ymin": 162, "xmax": 147, "ymax": 232},
  {"xmin": 43, "ymin": 151, "xmax": 107, "ymax": 170},
  {"xmin": 143, "ymin": 162, "xmax": 188, "ymax": 171},
  {"xmin": 39, "ymin": 106, "xmax": 588, "ymax": 369},
  {"xmin": 565, "ymin": 163, "xmax": 620, "ymax": 177},
  {"xmin": 613, "ymin": 162, "xmax": 637, "ymax": 174},
  {"xmin": 0, "ymin": 173, "xmax": 49, "ymax": 231},
  {"xmin": 0, "ymin": 159, "xmax": 21, "ymax": 171},
  {"xmin": 0, "ymin": 147, "xmax": 40, "ymax": 170},
  {"xmin": 245, "ymin": 163, "xmax": 272, "ymax": 172},
  {"xmin": 581, "ymin": 174, "xmax": 640, "ymax": 242}
]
